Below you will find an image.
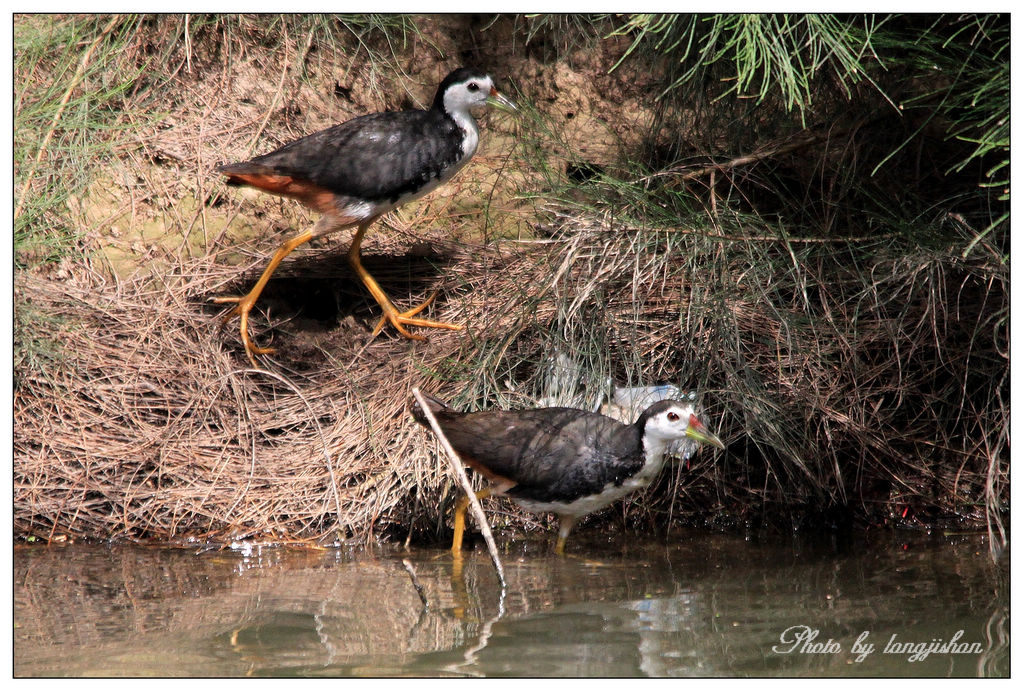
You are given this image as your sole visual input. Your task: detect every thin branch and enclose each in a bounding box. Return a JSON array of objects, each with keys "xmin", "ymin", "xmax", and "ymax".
[{"xmin": 411, "ymin": 387, "xmax": 506, "ymax": 587}]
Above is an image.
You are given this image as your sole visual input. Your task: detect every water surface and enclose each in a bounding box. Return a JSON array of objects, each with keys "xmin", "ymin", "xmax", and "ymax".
[{"xmin": 14, "ymin": 530, "xmax": 1008, "ymax": 676}]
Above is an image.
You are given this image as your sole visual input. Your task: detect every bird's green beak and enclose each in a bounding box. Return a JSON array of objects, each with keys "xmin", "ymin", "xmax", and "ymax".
[
  {"xmin": 488, "ymin": 87, "xmax": 518, "ymax": 113},
  {"xmin": 686, "ymin": 414, "xmax": 725, "ymax": 450}
]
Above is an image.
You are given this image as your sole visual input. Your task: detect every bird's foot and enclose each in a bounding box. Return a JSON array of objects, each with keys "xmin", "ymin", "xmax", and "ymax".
[
  {"xmin": 371, "ymin": 291, "xmax": 464, "ymax": 340},
  {"xmin": 213, "ymin": 294, "xmax": 275, "ymax": 366}
]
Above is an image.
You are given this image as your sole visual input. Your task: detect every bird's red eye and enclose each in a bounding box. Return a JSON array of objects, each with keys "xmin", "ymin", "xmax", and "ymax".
[{"xmin": 667, "ymin": 412, "xmax": 680, "ymax": 422}]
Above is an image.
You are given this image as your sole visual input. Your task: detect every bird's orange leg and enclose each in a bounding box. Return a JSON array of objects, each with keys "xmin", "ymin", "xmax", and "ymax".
[
  {"xmin": 451, "ymin": 487, "xmax": 492, "ymax": 554},
  {"xmin": 214, "ymin": 228, "xmax": 316, "ymax": 366},
  {"xmin": 347, "ymin": 220, "xmax": 464, "ymax": 340},
  {"xmin": 553, "ymin": 515, "xmax": 578, "ymax": 555}
]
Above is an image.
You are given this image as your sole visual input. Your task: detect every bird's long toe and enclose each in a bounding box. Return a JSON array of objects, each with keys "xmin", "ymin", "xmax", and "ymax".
[
  {"xmin": 215, "ymin": 293, "xmax": 274, "ymax": 365},
  {"xmin": 370, "ymin": 295, "xmax": 464, "ymax": 339}
]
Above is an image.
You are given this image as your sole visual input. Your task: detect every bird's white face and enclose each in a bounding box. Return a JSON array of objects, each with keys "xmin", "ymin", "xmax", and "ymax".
[
  {"xmin": 644, "ymin": 403, "xmax": 725, "ymax": 450},
  {"xmin": 443, "ymin": 75, "xmax": 516, "ymax": 114},
  {"xmin": 443, "ymin": 75, "xmax": 494, "ymax": 113}
]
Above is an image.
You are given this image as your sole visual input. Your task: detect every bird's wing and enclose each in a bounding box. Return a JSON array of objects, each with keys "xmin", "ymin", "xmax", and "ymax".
[
  {"xmin": 249, "ymin": 111, "xmax": 464, "ymax": 201},
  {"xmin": 436, "ymin": 408, "xmax": 640, "ymax": 493}
]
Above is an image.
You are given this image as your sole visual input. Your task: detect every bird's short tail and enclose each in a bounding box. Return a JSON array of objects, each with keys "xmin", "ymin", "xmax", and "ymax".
[
  {"xmin": 214, "ymin": 162, "xmax": 341, "ymax": 214},
  {"xmin": 411, "ymin": 392, "xmax": 452, "ymax": 428},
  {"xmin": 215, "ymin": 162, "xmax": 286, "ymax": 188}
]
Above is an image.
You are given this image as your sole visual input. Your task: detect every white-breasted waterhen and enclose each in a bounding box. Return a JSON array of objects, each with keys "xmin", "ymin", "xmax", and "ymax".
[
  {"xmin": 214, "ymin": 68, "xmax": 516, "ymax": 365},
  {"xmin": 412, "ymin": 393, "xmax": 725, "ymax": 554}
]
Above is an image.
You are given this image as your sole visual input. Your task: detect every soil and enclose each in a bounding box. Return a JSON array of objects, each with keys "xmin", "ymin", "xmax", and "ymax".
[
  {"xmin": 56, "ymin": 15, "xmax": 668, "ymax": 371},
  {"xmin": 74, "ymin": 15, "xmax": 658, "ymax": 277}
]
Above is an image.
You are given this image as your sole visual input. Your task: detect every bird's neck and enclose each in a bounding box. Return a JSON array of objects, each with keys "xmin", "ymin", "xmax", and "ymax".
[
  {"xmin": 641, "ymin": 436, "xmax": 670, "ymax": 467},
  {"xmin": 633, "ymin": 429, "xmax": 671, "ymax": 486},
  {"xmin": 442, "ymin": 105, "xmax": 481, "ymax": 158}
]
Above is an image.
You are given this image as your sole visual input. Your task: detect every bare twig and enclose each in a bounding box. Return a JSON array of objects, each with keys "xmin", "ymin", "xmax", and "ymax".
[
  {"xmin": 411, "ymin": 387, "xmax": 506, "ymax": 587},
  {"xmin": 631, "ymin": 119, "xmax": 869, "ymax": 186},
  {"xmin": 401, "ymin": 558, "xmax": 429, "ymax": 609}
]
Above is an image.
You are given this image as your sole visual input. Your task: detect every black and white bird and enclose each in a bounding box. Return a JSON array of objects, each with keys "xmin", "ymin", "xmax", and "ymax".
[
  {"xmin": 214, "ymin": 67, "xmax": 516, "ymax": 365},
  {"xmin": 412, "ymin": 393, "xmax": 725, "ymax": 554}
]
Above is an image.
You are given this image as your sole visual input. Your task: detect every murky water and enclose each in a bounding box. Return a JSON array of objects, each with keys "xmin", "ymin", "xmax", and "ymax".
[{"xmin": 14, "ymin": 530, "xmax": 1008, "ymax": 677}]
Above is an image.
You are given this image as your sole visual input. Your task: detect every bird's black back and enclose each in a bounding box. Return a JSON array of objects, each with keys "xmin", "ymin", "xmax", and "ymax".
[
  {"xmin": 243, "ymin": 109, "xmax": 465, "ymax": 203},
  {"xmin": 413, "ymin": 395, "xmax": 646, "ymax": 504}
]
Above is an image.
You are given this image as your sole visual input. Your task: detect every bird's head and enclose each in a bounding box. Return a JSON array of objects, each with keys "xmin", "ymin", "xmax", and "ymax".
[
  {"xmin": 639, "ymin": 400, "xmax": 725, "ymax": 453},
  {"xmin": 436, "ymin": 68, "xmax": 517, "ymax": 115}
]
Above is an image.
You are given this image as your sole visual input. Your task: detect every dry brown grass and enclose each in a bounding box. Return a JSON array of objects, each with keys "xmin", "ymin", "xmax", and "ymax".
[
  {"xmin": 10, "ymin": 214, "xmax": 659, "ymax": 544},
  {"xmin": 14, "ymin": 205, "xmax": 1009, "ymax": 547}
]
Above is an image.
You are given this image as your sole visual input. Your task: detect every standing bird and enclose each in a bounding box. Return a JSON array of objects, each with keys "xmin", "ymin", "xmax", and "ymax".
[
  {"xmin": 214, "ymin": 68, "xmax": 516, "ymax": 365},
  {"xmin": 412, "ymin": 393, "xmax": 725, "ymax": 554}
]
